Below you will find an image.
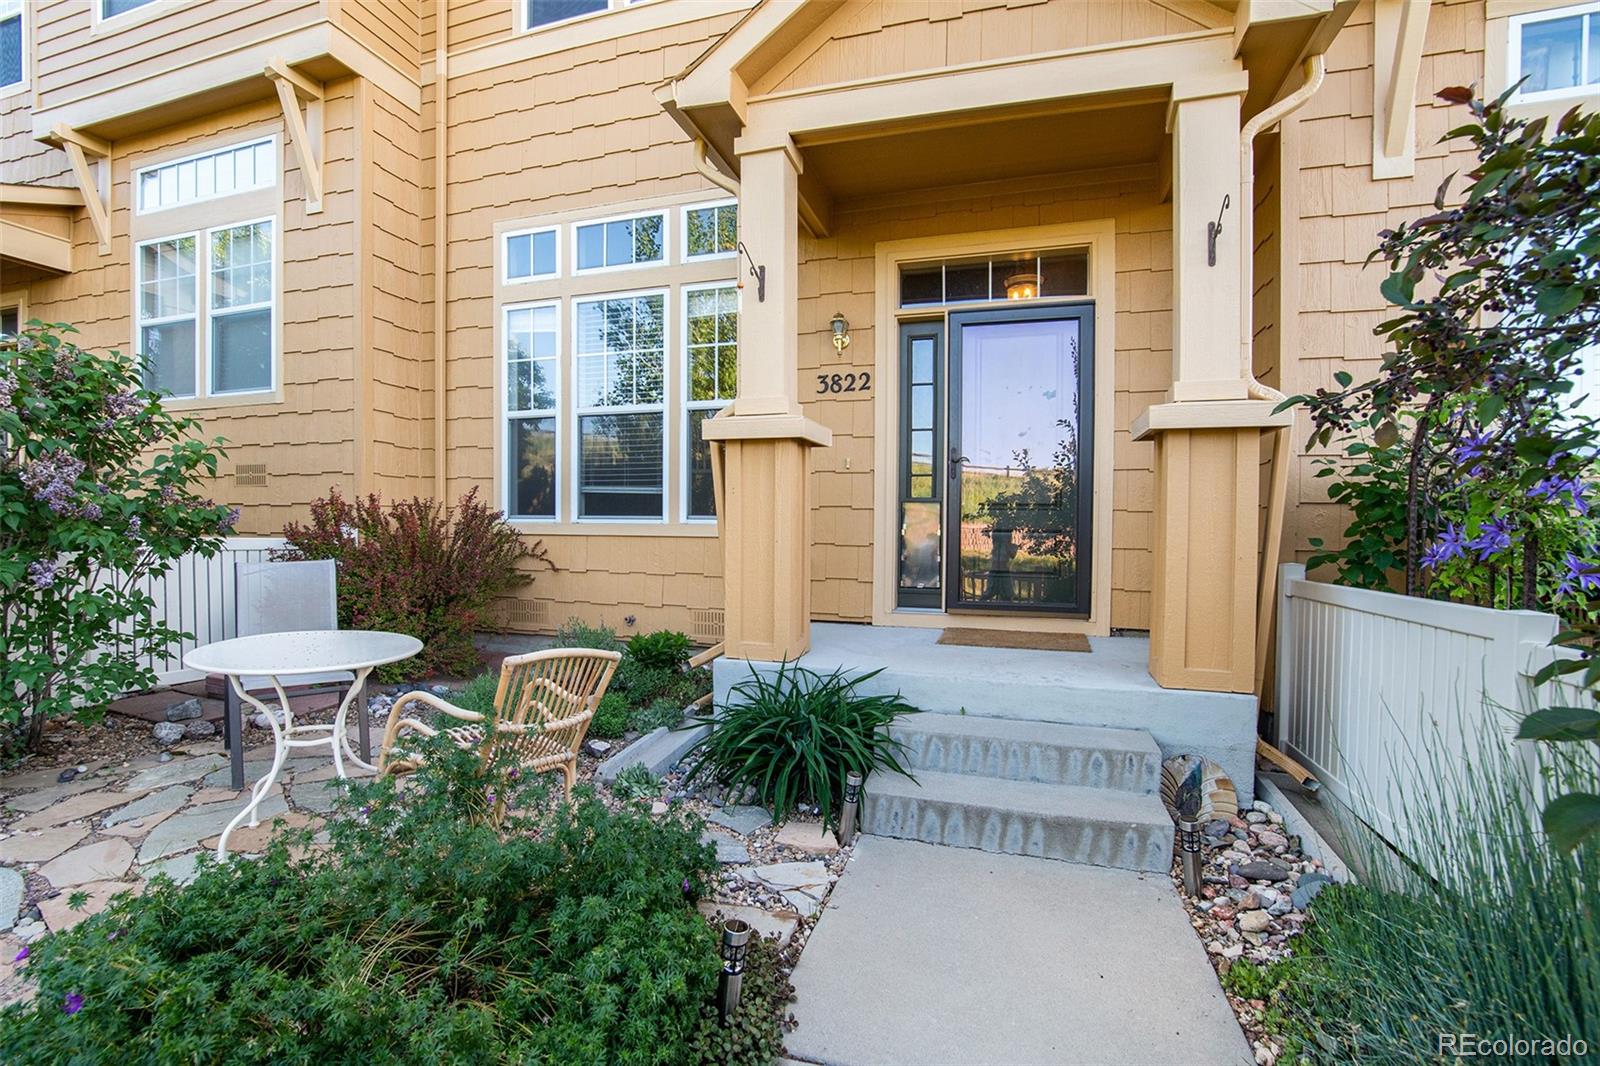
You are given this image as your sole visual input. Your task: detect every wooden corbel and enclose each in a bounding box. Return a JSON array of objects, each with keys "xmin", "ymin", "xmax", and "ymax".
[
  {"xmin": 265, "ymin": 57, "xmax": 324, "ymax": 213},
  {"xmin": 1371, "ymin": 0, "xmax": 1431, "ymax": 179},
  {"xmin": 49, "ymin": 124, "xmax": 111, "ymax": 255}
]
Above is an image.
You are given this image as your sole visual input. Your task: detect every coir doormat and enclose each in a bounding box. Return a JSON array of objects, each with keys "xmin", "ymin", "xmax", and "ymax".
[{"xmin": 936, "ymin": 628, "xmax": 1091, "ymax": 652}]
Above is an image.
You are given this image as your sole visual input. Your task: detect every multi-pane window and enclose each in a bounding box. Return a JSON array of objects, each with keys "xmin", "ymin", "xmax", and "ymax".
[
  {"xmin": 506, "ymin": 303, "xmax": 559, "ymax": 520},
  {"xmin": 525, "ymin": 0, "xmax": 607, "ymax": 29},
  {"xmin": 685, "ymin": 285, "xmax": 737, "ymax": 519},
  {"xmin": 575, "ymin": 293, "xmax": 666, "ymax": 518},
  {"xmin": 505, "ymin": 228, "xmax": 559, "ymax": 281},
  {"xmin": 136, "ymin": 222, "xmax": 274, "ymax": 399},
  {"xmin": 899, "ymin": 248, "xmax": 1089, "ymax": 307},
  {"xmin": 137, "ymin": 237, "xmax": 198, "ymax": 397},
  {"xmin": 137, "ymin": 138, "xmax": 276, "ymax": 214},
  {"xmin": 1512, "ymin": 3, "xmax": 1600, "ymax": 99},
  {"xmin": 0, "ymin": 0, "xmax": 23, "ymax": 91},
  {"xmin": 575, "ymin": 212, "xmax": 664, "ymax": 272},
  {"xmin": 684, "ymin": 202, "xmax": 737, "ymax": 260},
  {"xmin": 209, "ymin": 222, "xmax": 273, "ymax": 394},
  {"xmin": 102, "ymin": 0, "xmax": 159, "ymax": 18}
]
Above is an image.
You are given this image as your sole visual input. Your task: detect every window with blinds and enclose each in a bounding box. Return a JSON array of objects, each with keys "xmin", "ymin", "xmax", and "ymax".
[{"xmin": 575, "ymin": 292, "xmax": 666, "ymax": 518}]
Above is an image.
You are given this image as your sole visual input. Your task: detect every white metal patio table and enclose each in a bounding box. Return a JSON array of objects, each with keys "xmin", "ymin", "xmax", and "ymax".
[{"xmin": 184, "ymin": 630, "xmax": 423, "ymax": 859}]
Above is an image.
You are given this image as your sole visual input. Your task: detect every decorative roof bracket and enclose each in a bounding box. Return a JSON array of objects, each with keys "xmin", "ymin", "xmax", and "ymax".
[
  {"xmin": 266, "ymin": 58, "xmax": 325, "ymax": 214},
  {"xmin": 48, "ymin": 124, "xmax": 111, "ymax": 256}
]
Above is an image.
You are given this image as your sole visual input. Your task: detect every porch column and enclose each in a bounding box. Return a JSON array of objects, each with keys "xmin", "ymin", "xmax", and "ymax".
[
  {"xmin": 703, "ymin": 134, "xmax": 831, "ymax": 662},
  {"xmin": 1137, "ymin": 82, "xmax": 1285, "ymax": 694}
]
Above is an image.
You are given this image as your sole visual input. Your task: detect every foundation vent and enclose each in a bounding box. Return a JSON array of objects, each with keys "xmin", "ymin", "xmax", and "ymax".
[
  {"xmin": 498, "ymin": 597, "xmax": 550, "ymax": 632},
  {"xmin": 690, "ymin": 607, "xmax": 725, "ymax": 643},
  {"xmin": 234, "ymin": 463, "xmax": 267, "ymax": 488}
]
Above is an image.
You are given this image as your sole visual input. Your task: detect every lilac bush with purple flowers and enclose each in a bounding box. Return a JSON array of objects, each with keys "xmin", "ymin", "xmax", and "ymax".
[{"xmin": 1, "ymin": 322, "xmax": 235, "ymax": 752}]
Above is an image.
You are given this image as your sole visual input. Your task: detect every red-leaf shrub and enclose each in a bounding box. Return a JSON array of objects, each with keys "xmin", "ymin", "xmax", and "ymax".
[{"xmin": 277, "ymin": 488, "xmax": 549, "ymax": 680}]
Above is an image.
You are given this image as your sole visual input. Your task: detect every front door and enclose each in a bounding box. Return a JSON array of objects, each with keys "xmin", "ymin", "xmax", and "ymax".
[{"xmin": 946, "ymin": 304, "xmax": 1093, "ymax": 615}]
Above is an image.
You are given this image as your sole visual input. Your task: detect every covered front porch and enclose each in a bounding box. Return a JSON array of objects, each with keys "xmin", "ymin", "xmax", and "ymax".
[{"xmin": 660, "ymin": 0, "xmax": 1349, "ymax": 700}]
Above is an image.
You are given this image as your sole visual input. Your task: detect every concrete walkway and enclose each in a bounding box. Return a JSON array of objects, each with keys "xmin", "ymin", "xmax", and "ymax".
[{"xmin": 785, "ymin": 837, "xmax": 1253, "ymax": 1066}]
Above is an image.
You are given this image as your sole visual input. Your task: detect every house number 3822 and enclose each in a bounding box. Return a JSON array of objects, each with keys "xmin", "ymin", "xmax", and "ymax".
[{"xmin": 816, "ymin": 372, "xmax": 871, "ymax": 394}]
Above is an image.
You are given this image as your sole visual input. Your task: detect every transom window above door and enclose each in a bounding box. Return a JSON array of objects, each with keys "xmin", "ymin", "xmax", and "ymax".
[{"xmin": 899, "ymin": 248, "xmax": 1089, "ymax": 308}]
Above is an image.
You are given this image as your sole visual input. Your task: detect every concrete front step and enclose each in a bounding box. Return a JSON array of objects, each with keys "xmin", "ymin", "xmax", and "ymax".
[
  {"xmin": 862, "ymin": 768, "xmax": 1175, "ymax": 872},
  {"xmin": 889, "ymin": 712, "xmax": 1161, "ymax": 794}
]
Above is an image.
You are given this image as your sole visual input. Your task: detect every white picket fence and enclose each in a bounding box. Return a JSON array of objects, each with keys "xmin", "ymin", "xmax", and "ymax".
[
  {"xmin": 1274, "ymin": 562, "xmax": 1594, "ymax": 848},
  {"xmin": 122, "ymin": 536, "xmax": 289, "ymax": 686}
]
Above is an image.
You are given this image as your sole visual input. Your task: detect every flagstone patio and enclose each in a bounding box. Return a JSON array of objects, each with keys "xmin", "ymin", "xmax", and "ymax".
[{"xmin": 0, "ymin": 736, "xmax": 372, "ymax": 1007}]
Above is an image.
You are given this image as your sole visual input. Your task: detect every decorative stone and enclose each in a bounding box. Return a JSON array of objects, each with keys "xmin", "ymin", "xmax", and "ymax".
[
  {"xmin": 184, "ymin": 720, "xmax": 216, "ymax": 741},
  {"xmin": 13, "ymin": 919, "xmax": 47, "ymax": 944},
  {"xmin": 1290, "ymin": 872, "xmax": 1334, "ymax": 910},
  {"xmin": 650, "ymin": 801, "xmax": 669, "ymax": 815},
  {"xmin": 775, "ymin": 822, "xmax": 840, "ymax": 855},
  {"xmin": 56, "ymin": 768, "xmax": 80, "ymax": 783},
  {"xmin": 103, "ymin": 786, "xmax": 191, "ymax": 828},
  {"xmin": 583, "ymin": 739, "xmax": 612, "ymax": 757},
  {"xmin": 39, "ymin": 838, "xmax": 135, "ymax": 887},
  {"xmin": 158, "ymin": 752, "xmax": 173, "ymax": 763},
  {"xmin": 39, "ymin": 881, "xmax": 139, "ymax": 933},
  {"xmin": 0, "ymin": 868, "xmax": 23, "ymax": 932},
  {"xmin": 164, "ymin": 698, "xmax": 204, "ymax": 722},
  {"xmin": 11, "ymin": 790, "xmax": 137, "ymax": 831},
  {"xmin": 701, "ymin": 831, "xmax": 752, "ymax": 865},
  {"xmin": 152, "ymin": 721, "xmax": 186, "ymax": 746},
  {"xmin": 1255, "ymin": 830, "xmax": 1288, "ymax": 850},
  {"xmin": 707, "ymin": 804, "xmax": 772, "ymax": 836},
  {"xmin": 292, "ymin": 779, "xmax": 345, "ymax": 815},
  {"xmin": 138, "ymin": 793, "xmax": 288, "ymax": 863},
  {"xmin": 0, "ymin": 826, "xmax": 89, "ymax": 864},
  {"xmin": 142, "ymin": 852, "xmax": 203, "ymax": 887},
  {"xmin": 1237, "ymin": 909, "xmax": 1272, "ymax": 934},
  {"xmin": 1231, "ymin": 861, "xmax": 1291, "ymax": 884},
  {"xmin": 201, "ymin": 810, "xmax": 320, "ymax": 853},
  {"xmin": 126, "ymin": 753, "xmax": 226, "ymax": 792},
  {"xmin": 696, "ymin": 901, "xmax": 801, "ymax": 947},
  {"xmin": 743, "ymin": 861, "xmax": 832, "ymax": 891},
  {"xmin": 781, "ymin": 889, "xmax": 821, "ymax": 919}
]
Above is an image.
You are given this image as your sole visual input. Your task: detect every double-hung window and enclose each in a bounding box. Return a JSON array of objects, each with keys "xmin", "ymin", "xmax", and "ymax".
[
  {"xmin": 575, "ymin": 292, "xmax": 666, "ymax": 518},
  {"xmin": 684, "ymin": 285, "xmax": 737, "ymax": 520},
  {"xmin": 0, "ymin": 0, "xmax": 24, "ymax": 94},
  {"xmin": 1510, "ymin": 3, "xmax": 1600, "ymax": 101},
  {"xmin": 133, "ymin": 136, "xmax": 278, "ymax": 401},
  {"xmin": 506, "ymin": 302, "xmax": 560, "ymax": 519}
]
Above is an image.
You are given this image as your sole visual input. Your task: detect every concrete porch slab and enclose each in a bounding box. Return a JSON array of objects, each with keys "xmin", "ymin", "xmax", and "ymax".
[
  {"xmin": 715, "ymin": 624, "xmax": 1258, "ymax": 804},
  {"xmin": 785, "ymin": 836, "xmax": 1251, "ymax": 1066}
]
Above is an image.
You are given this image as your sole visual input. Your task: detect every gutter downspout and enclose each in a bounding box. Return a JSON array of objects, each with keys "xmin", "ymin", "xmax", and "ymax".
[
  {"xmin": 1241, "ymin": 55, "xmax": 1326, "ymax": 698},
  {"xmin": 693, "ymin": 137, "xmax": 740, "ymax": 197},
  {"xmin": 432, "ymin": 10, "xmax": 449, "ymax": 500}
]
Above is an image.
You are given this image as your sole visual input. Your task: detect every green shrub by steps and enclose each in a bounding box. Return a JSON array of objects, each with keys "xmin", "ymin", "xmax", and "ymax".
[
  {"xmin": 684, "ymin": 662, "xmax": 919, "ymax": 828},
  {"xmin": 626, "ymin": 630, "xmax": 693, "ymax": 672},
  {"xmin": 0, "ymin": 740, "xmax": 761, "ymax": 1064},
  {"xmin": 589, "ymin": 691, "xmax": 632, "ymax": 739},
  {"xmin": 1244, "ymin": 712, "xmax": 1600, "ymax": 1065}
]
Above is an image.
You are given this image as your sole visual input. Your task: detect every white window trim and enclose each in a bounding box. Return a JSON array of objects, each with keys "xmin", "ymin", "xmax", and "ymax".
[
  {"xmin": 681, "ymin": 281, "xmax": 737, "ymax": 523},
  {"xmin": 93, "ymin": 0, "xmax": 185, "ymax": 34},
  {"xmin": 681, "ymin": 199, "xmax": 739, "ymax": 262},
  {"xmin": 502, "ymin": 225, "xmax": 562, "ymax": 285},
  {"xmin": 0, "ymin": 0, "xmax": 28, "ymax": 100},
  {"xmin": 1509, "ymin": 1, "xmax": 1600, "ymax": 102},
  {"xmin": 503, "ymin": 299, "xmax": 563, "ymax": 522},
  {"xmin": 571, "ymin": 209, "xmax": 669, "ymax": 277},
  {"xmin": 134, "ymin": 135, "xmax": 278, "ymax": 216},
  {"xmin": 571, "ymin": 286, "xmax": 671, "ymax": 524},
  {"xmin": 133, "ymin": 215, "xmax": 279, "ymax": 402},
  {"xmin": 517, "ymin": 0, "xmax": 656, "ymax": 36}
]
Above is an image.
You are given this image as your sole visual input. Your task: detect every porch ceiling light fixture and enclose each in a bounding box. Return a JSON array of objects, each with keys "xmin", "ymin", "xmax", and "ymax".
[
  {"xmin": 830, "ymin": 312, "xmax": 851, "ymax": 354},
  {"xmin": 1004, "ymin": 271, "xmax": 1039, "ymax": 300}
]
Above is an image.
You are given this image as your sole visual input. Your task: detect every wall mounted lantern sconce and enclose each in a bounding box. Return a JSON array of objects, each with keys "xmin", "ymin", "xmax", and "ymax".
[{"xmin": 830, "ymin": 312, "xmax": 851, "ymax": 354}]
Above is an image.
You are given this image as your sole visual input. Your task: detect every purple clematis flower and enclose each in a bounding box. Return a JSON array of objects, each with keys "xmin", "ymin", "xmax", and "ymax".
[
  {"xmin": 1529, "ymin": 474, "xmax": 1591, "ymax": 516},
  {"xmin": 12, "ymin": 945, "xmax": 28, "ymax": 963},
  {"xmin": 1557, "ymin": 552, "xmax": 1600, "ymax": 598},
  {"xmin": 1466, "ymin": 518, "xmax": 1513, "ymax": 562},
  {"xmin": 1421, "ymin": 524, "xmax": 1468, "ymax": 570},
  {"xmin": 62, "ymin": 992, "xmax": 83, "ymax": 1015}
]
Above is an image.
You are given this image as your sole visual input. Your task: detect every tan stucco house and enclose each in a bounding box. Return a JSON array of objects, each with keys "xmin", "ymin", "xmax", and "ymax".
[{"xmin": 2, "ymin": 0, "xmax": 1595, "ymax": 719}]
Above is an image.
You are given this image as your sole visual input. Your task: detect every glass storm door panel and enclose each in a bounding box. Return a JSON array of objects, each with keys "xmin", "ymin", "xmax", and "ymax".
[
  {"xmin": 897, "ymin": 322, "xmax": 944, "ymax": 608},
  {"xmin": 947, "ymin": 305, "xmax": 1094, "ymax": 615}
]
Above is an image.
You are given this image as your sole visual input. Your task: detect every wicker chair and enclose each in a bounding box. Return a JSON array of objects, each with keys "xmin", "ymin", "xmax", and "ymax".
[{"xmin": 377, "ymin": 648, "xmax": 621, "ymax": 802}]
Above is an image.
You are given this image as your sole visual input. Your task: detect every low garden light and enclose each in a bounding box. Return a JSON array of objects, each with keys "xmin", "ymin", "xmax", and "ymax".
[
  {"xmin": 718, "ymin": 918, "xmax": 752, "ymax": 1025},
  {"xmin": 838, "ymin": 770, "xmax": 863, "ymax": 846},
  {"xmin": 1177, "ymin": 817, "xmax": 1203, "ymax": 897}
]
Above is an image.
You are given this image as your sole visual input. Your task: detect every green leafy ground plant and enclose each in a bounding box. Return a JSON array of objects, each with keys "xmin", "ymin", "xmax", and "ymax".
[
  {"xmin": 0, "ymin": 739, "xmax": 783, "ymax": 1065},
  {"xmin": 684, "ymin": 663, "xmax": 919, "ymax": 828}
]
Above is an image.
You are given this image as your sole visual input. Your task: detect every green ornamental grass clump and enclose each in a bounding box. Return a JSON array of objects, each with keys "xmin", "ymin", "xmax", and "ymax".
[
  {"xmin": 0, "ymin": 739, "xmax": 787, "ymax": 1064},
  {"xmin": 684, "ymin": 663, "xmax": 919, "ymax": 828}
]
